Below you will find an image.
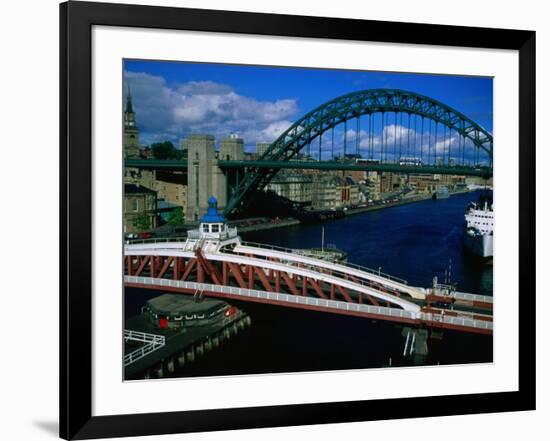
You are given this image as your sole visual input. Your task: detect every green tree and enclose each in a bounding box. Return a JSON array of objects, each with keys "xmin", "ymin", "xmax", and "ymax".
[
  {"xmin": 151, "ymin": 141, "xmax": 178, "ymax": 160},
  {"xmin": 132, "ymin": 212, "xmax": 150, "ymax": 232},
  {"xmin": 167, "ymin": 208, "xmax": 184, "ymax": 226}
]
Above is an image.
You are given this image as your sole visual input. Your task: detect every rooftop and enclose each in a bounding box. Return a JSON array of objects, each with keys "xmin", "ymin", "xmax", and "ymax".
[
  {"xmin": 201, "ymin": 196, "xmax": 226, "ymax": 223},
  {"xmin": 125, "ymin": 183, "xmax": 156, "ymax": 195},
  {"xmin": 146, "ymin": 294, "xmax": 228, "ymax": 315},
  {"xmin": 157, "ymin": 200, "xmax": 180, "ymax": 210}
]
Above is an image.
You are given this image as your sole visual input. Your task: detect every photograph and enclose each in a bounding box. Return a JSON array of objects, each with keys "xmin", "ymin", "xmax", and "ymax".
[
  {"xmin": 0, "ymin": 0, "xmax": 541, "ymax": 439},
  {"xmin": 122, "ymin": 60, "xmax": 494, "ymax": 381}
]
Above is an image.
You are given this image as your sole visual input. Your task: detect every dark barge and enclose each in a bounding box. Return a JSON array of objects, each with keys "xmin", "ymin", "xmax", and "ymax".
[{"xmin": 124, "ymin": 293, "xmax": 251, "ymax": 380}]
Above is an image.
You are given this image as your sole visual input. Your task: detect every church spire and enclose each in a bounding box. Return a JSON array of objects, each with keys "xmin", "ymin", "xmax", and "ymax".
[
  {"xmin": 124, "ymin": 83, "xmax": 140, "ymax": 158},
  {"xmin": 125, "ymin": 85, "xmax": 134, "ymax": 114}
]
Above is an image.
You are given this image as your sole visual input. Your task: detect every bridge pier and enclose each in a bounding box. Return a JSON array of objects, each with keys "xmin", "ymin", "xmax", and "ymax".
[
  {"xmin": 154, "ymin": 362, "xmax": 164, "ymax": 378},
  {"xmin": 177, "ymin": 352, "xmax": 186, "ymax": 367},
  {"xmin": 186, "ymin": 346, "xmax": 195, "ymax": 363},
  {"xmin": 196, "ymin": 342, "xmax": 205, "ymax": 357},
  {"xmin": 205, "ymin": 339, "xmax": 212, "ymax": 352},
  {"xmin": 401, "ymin": 327, "xmax": 429, "ymax": 364},
  {"xmin": 167, "ymin": 358, "xmax": 175, "ymax": 373},
  {"xmin": 185, "ymin": 134, "xmax": 228, "ymax": 222}
]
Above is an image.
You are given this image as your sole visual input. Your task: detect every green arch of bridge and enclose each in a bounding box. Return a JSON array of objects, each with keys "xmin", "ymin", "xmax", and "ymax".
[{"xmin": 225, "ymin": 88, "xmax": 493, "ymax": 215}]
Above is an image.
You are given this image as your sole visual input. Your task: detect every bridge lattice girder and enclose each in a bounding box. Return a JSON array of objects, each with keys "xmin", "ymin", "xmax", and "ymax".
[
  {"xmin": 224, "ymin": 88, "xmax": 493, "ymax": 214},
  {"xmin": 124, "ymin": 251, "xmax": 418, "ymax": 312},
  {"xmin": 124, "ymin": 250, "xmax": 493, "ymax": 334}
]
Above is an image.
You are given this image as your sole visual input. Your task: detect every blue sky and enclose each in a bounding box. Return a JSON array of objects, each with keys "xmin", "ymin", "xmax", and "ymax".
[{"xmin": 124, "ymin": 59, "xmax": 493, "ymax": 157}]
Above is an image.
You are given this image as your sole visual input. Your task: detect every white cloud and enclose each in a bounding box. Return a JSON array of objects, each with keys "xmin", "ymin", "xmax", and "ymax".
[
  {"xmin": 125, "ymin": 72, "xmax": 299, "ymax": 147},
  {"xmin": 310, "ymin": 123, "xmax": 487, "ymax": 164},
  {"xmin": 123, "ymin": 74, "xmax": 490, "ymax": 165}
]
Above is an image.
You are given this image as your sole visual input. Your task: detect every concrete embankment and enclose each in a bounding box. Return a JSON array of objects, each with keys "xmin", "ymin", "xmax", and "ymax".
[
  {"xmin": 343, "ymin": 189, "xmax": 473, "ymax": 217},
  {"xmin": 344, "ymin": 194, "xmax": 432, "ymax": 216},
  {"xmin": 125, "ymin": 312, "xmax": 252, "ymax": 380},
  {"xmin": 237, "ymin": 190, "xmax": 474, "ymax": 233},
  {"xmin": 235, "ymin": 218, "xmax": 300, "ymax": 233}
]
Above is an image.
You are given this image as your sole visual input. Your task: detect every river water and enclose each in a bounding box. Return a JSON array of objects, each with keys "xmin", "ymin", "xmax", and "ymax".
[{"xmin": 125, "ymin": 191, "xmax": 493, "ymax": 378}]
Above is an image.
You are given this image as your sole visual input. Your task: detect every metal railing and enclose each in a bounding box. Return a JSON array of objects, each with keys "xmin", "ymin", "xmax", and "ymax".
[
  {"xmin": 126, "ymin": 236, "xmax": 187, "ymax": 245},
  {"xmin": 237, "ymin": 242, "xmax": 408, "ymax": 285},
  {"xmin": 240, "ymin": 241, "xmax": 295, "ymax": 254},
  {"xmin": 215, "ymin": 252, "xmax": 421, "ymax": 311},
  {"xmin": 125, "ymin": 277, "xmax": 492, "ymax": 333},
  {"xmin": 124, "ymin": 276, "xmax": 419, "ymax": 321},
  {"xmin": 187, "ymin": 227, "xmax": 238, "ymax": 241},
  {"xmin": 128, "ymin": 235, "xmax": 408, "ymax": 285},
  {"xmin": 420, "ymin": 312, "xmax": 493, "ymax": 331},
  {"xmin": 221, "ymin": 249, "xmax": 401, "ymax": 303},
  {"xmin": 124, "ymin": 329, "xmax": 166, "ymax": 367},
  {"xmin": 453, "ymin": 291, "xmax": 494, "ymax": 303},
  {"xmin": 126, "ymin": 226, "xmax": 239, "ymax": 245},
  {"xmin": 342, "ymin": 261, "xmax": 408, "ymax": 285}
]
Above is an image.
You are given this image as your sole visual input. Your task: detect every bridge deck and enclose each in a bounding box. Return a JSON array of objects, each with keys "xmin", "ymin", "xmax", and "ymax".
[
  {"xmin": 125, "ymin": 246, "xmax": 421, "ymax": 312},
  {"xmin": 124, "ymin": 158, "xmax": 492, "ymax": 178},
  {"xmin": 233, "ymin": 243, "xmax": 426, "ymax": 299},
  {"xmin": 124, "ymin": 241, "xmax": 493, "ymax": 335},
  {"xmin": 125, "ymin": 276, "xmax": 492, "ymax": 335}
]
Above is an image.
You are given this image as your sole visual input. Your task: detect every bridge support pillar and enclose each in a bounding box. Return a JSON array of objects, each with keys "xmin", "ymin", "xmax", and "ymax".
[
  {"xmin": 197, "ymin": 261, "xmax": 205, "ymax": 283},
  {"xmin": 275, "ymin": 270, "xmax": 280, "ymax": 293},
  {"xmin": 167, "ymin": 358, "xmax": 175, "ymax": 373},
  {"xmin": 185, "ymin": 134, "xmax": 227, "ymax": 221},
  {"xmin": 177, "ymin": 352, "xmax": 185, "ymax": 367},
  {"xmin": 222, "ymin": 262, "xmax": 228, "ymax": 285},
  {"xmin": 247, "ymin": 265, "xmax": 254, "ymax": 289},
  {"xmin": 401, "ymin": 327, "xmax": 429, "ymax": 365}
]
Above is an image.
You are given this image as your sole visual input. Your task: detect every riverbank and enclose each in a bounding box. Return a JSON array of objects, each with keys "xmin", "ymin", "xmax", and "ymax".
[
  {"xmin": 150, "ymin": 189, "xmax": 474, "ymax": 239},
  {"xmin": 240, "ymin": 189, "xmax": 474, "ymax": 232},
  {"xmin": 344, "ymin": 193, "xmax": 432, "ymax": 216},
  {"xmin": 235, "ymin": 218, "xmax": 300, "ymax": 233},
  {"xmin": 345, "ymin": 189, "xmax": 472, "ymax": 216}
]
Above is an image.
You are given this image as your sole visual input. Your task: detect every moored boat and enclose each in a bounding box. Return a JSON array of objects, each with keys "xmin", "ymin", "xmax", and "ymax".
[{"xmin": 464, "ymin": 193, "xmax": 493, "ymax": 261}]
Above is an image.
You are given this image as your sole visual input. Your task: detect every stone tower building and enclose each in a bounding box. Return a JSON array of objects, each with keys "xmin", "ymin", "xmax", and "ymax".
[
  {"xmin": 219, "ymin": 134, "xmax": 244, "ymax": 160},
  {"xmin": 185, "ymin": 135, "xmax": 227, "ymax": 222},
  {"xmin": 124, "ymin": 86, "xmax": 141, "ymax": 158}
]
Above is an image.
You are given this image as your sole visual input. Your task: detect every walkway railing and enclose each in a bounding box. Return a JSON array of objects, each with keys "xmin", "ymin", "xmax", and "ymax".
[
  {"xmin": 419, "ymin": 311, "xmax": 493, "ymax": 332},
  {"xmin": 453, "ymin": 291, "xmax": 494, "ymax": 303},
  {"xmin": 127, "ymin": 237, "xmax": 406, "ymax": 285},
  {"xmin": 187, "ymin": 227, "xmax": 238, "ymax": 240},
  {"xmin": 238, "ymin": 241, "xmax": 408, "ymax": 284},
  {"xmin": 124, "ymin": 329, "xmax": 166, "ymax": 367},
  {"xmin": 126, "ymin": 236, "xmax": 187, "ymax": 245},
  {"xmin": 124, "ymin": 276, "xmax": 418, "ymax": 321},
  {"xmin": 125, "ymin": 277, "xmax": 492, "ymax": 333},
  {"xmin": 126, "ymin": 226, "xmax": 239, "ymax": 245}
]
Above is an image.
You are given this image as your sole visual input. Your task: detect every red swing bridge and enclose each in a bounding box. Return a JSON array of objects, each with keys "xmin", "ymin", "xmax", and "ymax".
[{"xmin": 125, "ymin": 197, "xmax": 493, "ymax": 336}]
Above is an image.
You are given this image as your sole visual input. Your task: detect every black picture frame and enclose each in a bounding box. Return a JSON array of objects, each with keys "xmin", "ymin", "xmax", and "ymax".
[{"xmin": 60, "ymin": 1, "xmax": 536, "ymax": 439}]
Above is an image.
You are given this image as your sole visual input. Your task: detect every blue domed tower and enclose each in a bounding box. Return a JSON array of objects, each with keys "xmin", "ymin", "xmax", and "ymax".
[
  {"xmin": 185, "ymin": 196, "xmax": 238, "ymax": 250},
  {"xmin": 198, "ymin": 197, "xmax": 229, "ymax": 238}
]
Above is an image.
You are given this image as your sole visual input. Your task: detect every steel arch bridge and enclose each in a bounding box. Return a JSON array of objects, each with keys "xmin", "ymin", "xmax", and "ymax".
[{"xmin": 224, "ymin": 88, "xmax": 493, "ymax": 214}]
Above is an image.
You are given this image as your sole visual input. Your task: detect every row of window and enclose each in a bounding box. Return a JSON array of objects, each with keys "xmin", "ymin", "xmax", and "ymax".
[
  {"xmin": 127, "ymin": 198, "xmax": 154, "ymax": 212},
  {"xmin": 150, "ymin": 310, "xmax": 222, "ymax": 321},
  {"xmin": 202, "ymin": 223, "xmax": 226, "ymax": 233}
]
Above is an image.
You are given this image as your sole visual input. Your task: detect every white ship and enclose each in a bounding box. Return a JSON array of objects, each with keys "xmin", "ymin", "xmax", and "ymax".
[{"xmin": 464, "ymin": 194, "xmax": 493, "ymax": 260}]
